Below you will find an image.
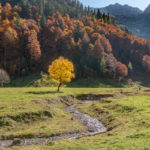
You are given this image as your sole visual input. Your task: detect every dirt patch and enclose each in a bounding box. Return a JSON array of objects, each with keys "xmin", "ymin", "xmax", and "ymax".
[
  {"xmin": 144, "ymin": 90, "xmax": 150, "ymax": 92},
  {"xmin": 76, "ymin": 94, "xmax": 114, "ymax": 101}
]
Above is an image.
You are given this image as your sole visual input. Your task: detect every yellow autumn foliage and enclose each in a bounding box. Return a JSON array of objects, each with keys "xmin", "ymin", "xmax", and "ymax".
[
  {"xmin": 48, "ymin": 57, "xmax": 75, "ymax": 84},
  {"xmin": 85, "ymin": 26, "xmax": 94, "ymax": 34}
]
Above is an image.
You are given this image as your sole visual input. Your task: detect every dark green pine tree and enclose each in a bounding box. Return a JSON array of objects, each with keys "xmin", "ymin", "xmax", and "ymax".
[
  {"xmin": 40, "ymin": 15, "xmax": 46, "ymax": 27},
  {"xmin": 20, "ymin": 0, "xmax": 31, "ymax": 18},
  {"xmin": 3, "ymin": 0, "xmax": 90, "ymax": 19},
  {"xmin": 107, "ymin": 13, "xmax": 110, "ymax": 23},
  {"xmin": 103, "ymin": 13, "xmax": 107, "ymax": 22},
  {"xmin": 96, "ymin": 9, "xmax": 102, "ymax": 19},
  {"xmin": 73, "ymin": 22, "xmax": 83, "ymax": 42},
  {"xmin": 59, "ymin": 20, "xmax": 65, "ymax": 31},
  {"xmin": 38, "ymin": 0, "xmax": 44, "ymax": 16},
  {"xmin": 108, "ymin": 13, "xmax": 110, "ymax": 19}
]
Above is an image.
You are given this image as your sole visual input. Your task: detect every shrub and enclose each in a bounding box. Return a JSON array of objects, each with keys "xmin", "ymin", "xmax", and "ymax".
[
  {"xmin": 32, "ymin": 72, "xmax": 59, "ymax": 87},
  {"xmin": 0, "ymin": 69, "xmax": 10, "ymax": 86}
]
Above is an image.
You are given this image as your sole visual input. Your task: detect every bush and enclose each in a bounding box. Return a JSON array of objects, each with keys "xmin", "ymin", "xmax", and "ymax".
[
  {"xmin": 67, "ymin": 78, "xmax": 141, "ymax": 88},
  {"xmin": 31, "ymin": 72, "xmax": 59, "ymax": 87},
  {"xmin": 0, "ymin": 69, "xmax": 10, "ymax": 86}
]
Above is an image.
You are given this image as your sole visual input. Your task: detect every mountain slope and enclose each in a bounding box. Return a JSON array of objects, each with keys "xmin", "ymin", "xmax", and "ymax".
[
  {"xmin": 1, "ymin": 2, "xmax": 150, "ymax": 79},
  {"xmin": 0, "ymin": 0, "xmax": 89, "ymax": 19},
  {"xmin": 100, "ymin": 3, "xmax": 142, "ymax": 16},
  {"xmin": 143, "ymin": 4, "xmax": 150, "ymax": 15},
  {"xmin": 93, "ymin": 3, "xmax": 150, "ymax": 40}
]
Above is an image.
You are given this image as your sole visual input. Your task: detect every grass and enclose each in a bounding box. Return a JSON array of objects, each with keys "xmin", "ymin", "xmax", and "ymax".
[
  {"xmin": 0, "ymin": 87, "xmax": 123, "ymax": 140},
  {"xmin": 1, "ymin": 84, "xmax": 150, "ymax": 149},
  {"xmin": 0, "ymin": 87, "xmax": 92, "ymax": 140}
]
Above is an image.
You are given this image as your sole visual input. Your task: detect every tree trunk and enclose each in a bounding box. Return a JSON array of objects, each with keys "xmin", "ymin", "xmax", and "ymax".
[{"xmin": 57, "ymin": 83, "xmax": 62, "ymax": 92}]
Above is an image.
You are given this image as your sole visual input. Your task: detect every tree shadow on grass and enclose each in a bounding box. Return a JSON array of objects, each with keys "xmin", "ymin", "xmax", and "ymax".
[{"xmin": 27, "ymin": 91, "xmax": 63, "ymax": 95}]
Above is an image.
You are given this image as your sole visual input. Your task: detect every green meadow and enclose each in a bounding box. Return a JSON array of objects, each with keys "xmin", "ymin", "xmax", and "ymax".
[{"xmin": 0, "ymin": 85, "xmax": 150, "ymax": 150}]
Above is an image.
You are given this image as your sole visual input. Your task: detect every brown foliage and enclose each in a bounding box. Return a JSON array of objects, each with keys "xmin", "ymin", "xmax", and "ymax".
[
  {"xmin": 1, "ymin": 3, "xmax": 150, "ymax": 79},
  {"xmin": 116, "ymin": 62, "xmax": 128, "ymax": 77},
  {"xmin": 94, "ymin": 39, "xmax": 105, "ymax": 59},
  {"xmin": 26, "ymin": 30, "xmax": 41, "ymax": 71},
  {"xmin": 99, "ymin": 35, "xmax": 112, "ymax": 53},
  {"xmin": 0, "ymin": 3, "xmax": 41, "ymax": 74},
  {"xmin": 142, "ymin": 55, "xmax": 150, "ymax": 72}
]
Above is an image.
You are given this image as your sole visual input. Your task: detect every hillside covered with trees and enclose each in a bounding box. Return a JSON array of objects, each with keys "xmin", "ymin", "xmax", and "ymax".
[
  {"xmin": 96, "ymin": 3, "xmax": 150, "ymax": 40},
  {"xmin": 0, "ymin": 1, "xmax": 150, "ymax": 81},
  {"xmin": 0, "ymin": 0, "xmax": 90, "ymax": 20}
]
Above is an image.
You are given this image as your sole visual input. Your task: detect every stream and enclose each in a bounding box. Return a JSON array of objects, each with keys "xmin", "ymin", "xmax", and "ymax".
[{"xmin": 0, "ymin": 100, "xmax": 106, "ymax": 149}]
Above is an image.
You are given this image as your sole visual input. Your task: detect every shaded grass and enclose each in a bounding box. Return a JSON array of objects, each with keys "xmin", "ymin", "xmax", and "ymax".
[
  {"xmin": 67, "ymin": 78, "xmax": 136, "ymax": 88},
  {"xmin": 8, "ymin": 73, "xmax": 142, "ymax": 88},
  {"xmin": 8, "ymin": 74, "xmax": 41, "ymax": 87}
]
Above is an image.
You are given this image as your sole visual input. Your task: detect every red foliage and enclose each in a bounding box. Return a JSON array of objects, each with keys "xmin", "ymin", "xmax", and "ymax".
[
  {"xmin": 1, "ymin": 3, "xmax": 150, "ymax": 79},
  {"xmin": 41, "ymin": 24, "xmax": 64, "ymax": 56},
  {"xmin": 94, "ymin": 39, "xmax": 105, "ymax": 59},
  {"xmin": 56, "ymin": 34, "xmax": 76, "ymax": 59},
  {"xmin": 26, "ymin": 30, "xmax": 41, "ymax": 71},
  {"xmin": 142, "ymin": 55, "xmax": 150, "ymax": 72},
  {"xmin": 0, "ymin": 3, "xmax": 42, "ymax": 74},
  {"xmin": 116, "ymin": 62, "xmax": 128, "ymax": 77},
  {"xmin": 30, "ymin": 5, "xmax": 41, "ymax": 23},
  {"xmin": 99, "ymin": 35, "xmax": 112, "ymax": 53}
]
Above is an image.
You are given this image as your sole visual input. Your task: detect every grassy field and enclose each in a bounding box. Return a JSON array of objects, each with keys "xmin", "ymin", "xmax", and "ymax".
[
  {"xmin": 0, "ymin": 87, "xmax": 120, "ymax": 140},
  {"xmin": 1, "ymin": 86, "xmax": 150, "ymax": 150}
]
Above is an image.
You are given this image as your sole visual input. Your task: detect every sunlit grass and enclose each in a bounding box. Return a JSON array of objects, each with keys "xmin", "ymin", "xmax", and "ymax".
[{"xmin": 1, "ymin": 87, "xmax": 150, "ymax": 149}]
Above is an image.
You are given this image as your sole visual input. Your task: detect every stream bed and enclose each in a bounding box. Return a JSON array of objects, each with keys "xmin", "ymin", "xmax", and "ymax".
[{"xmin": 0, "ymin": 100, "xmax": 106, "ymax": 149}]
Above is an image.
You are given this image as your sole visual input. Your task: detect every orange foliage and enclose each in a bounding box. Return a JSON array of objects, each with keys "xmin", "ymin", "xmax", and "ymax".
[
  {"xmin": 0, "ymin": 3, "xmax": 41, "ymax": 74},
  {"xmin": 91, "ymin": 32, "xmax": 101, "ymax": 43},
  {"xmin": 99, "ymin": 35, "xmax": 112, "ymax": 53},
  {"xmin": 116, "ymin": 62, "xmax": 128, "ymax": 77},
  {"xmin": 1, "ymin": 3, "xmax": 150, "ymax": 79},
  {"xmin": 26, "ymin": 30, "xmax": 41, "ymax": 71}
]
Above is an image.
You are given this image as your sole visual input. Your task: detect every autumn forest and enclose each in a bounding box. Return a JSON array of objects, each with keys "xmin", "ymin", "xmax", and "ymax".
[
  {"xmin": 1, "ymin": 0, "xmax": 150, "ymax": 149},
  {"xmin": 0, "ymin": 0, "xmax": 150, "ymax": 81}
]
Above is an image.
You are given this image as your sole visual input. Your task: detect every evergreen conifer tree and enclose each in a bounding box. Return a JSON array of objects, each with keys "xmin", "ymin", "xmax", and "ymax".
[{"xmin": 96, "ymin": 9, "xmax": 102, "ymax": 19}]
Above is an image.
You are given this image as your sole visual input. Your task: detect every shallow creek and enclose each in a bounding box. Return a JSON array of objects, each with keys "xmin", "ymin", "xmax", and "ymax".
[{"xmin": 0, "ymin": 98, "xmax": 106, "ymax": 149}]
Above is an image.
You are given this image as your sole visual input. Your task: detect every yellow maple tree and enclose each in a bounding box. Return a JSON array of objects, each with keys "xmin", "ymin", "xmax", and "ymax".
[{"xmin": 48, "ymin": 57, "xmax": 75, "ymax": 92}]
